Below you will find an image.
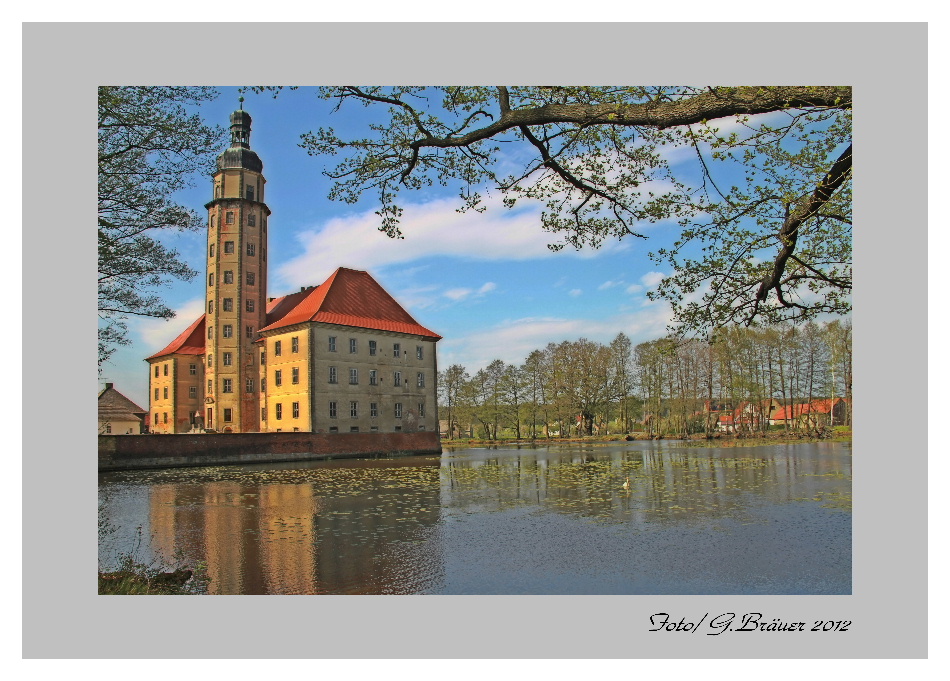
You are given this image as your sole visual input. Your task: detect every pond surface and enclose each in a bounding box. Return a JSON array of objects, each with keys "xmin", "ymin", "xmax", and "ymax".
[{"xmin": 98, "ymin": 441, "xmax": 851, "ymax": 595}]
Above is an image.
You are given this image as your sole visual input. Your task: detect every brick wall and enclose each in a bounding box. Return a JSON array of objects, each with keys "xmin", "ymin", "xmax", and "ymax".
[{"xmin": 98, "ymin": 431, "xmax": 442, "ymax": 471}]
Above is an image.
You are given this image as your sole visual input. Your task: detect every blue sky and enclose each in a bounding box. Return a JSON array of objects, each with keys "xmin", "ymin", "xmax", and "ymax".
[{"xmin": 100, "ymin": 86, "xmax": 753, "ymax": 407}]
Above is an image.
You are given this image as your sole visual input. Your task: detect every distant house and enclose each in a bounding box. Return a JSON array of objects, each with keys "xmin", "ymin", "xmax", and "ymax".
[
  {"xmin": 98, "ymin": 383, "xmax": 146, "ymax": 435},
  {"xmin": 769, "ymin": 398, "xmax": 849, "ymax": 428}
]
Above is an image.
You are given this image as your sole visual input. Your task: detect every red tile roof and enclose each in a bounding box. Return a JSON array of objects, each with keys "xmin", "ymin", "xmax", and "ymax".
[
  {"xmin": 259, "ymin": 268, "xmax": 441, "ymax": 339},
  {"xmin": 146, "ymin": 314, "xmax": 207, "ymax": 360},
  {"xmin": 772, "ymin": 398, "xmax": 848, "ymax": 421},
  {"xmin": 147, "ymin": 268, "xmax": 440, "ymax": 361}
]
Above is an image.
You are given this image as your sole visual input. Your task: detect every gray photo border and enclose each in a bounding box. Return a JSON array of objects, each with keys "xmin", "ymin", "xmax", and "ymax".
[{"xmin": 23, "ymin": 21, "xmax": 927, "ymax": 659}]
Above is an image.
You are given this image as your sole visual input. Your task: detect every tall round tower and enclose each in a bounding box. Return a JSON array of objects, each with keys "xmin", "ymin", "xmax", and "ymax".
[{"xmin": 203, "ymin": 102, "xmax": 271, "ymax": 432}]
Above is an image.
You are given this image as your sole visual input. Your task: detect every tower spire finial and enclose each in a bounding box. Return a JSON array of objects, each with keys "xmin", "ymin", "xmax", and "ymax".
[{"xmin": 239, "ymin": 96, "xmax": 244, "ymax": 110}]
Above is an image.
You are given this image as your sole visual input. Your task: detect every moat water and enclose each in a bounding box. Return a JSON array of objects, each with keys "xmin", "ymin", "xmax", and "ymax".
[{"xmin": 98, "ymin": 440, "xmax": 851, "ymax": 594}]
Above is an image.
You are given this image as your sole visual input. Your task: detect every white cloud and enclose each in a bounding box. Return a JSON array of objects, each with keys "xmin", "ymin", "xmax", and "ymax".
[
  {"xmin": 134, "ymin": 297, "xmax": 206, "ymax": 355},
  {"xmin": 444, "ymin": 288, "xmax": 473, "ymax": 302},
  {"xmin": 568, "ymin": 289, "xmax": 582, "ymax": 298},
  {"xmin": 598, "ymin": 280, "xmax": 625, "ymax": 290},
  {"xmin": 640, "ymin": 271, "xmax": 666, "ymax": 288},
  {"xmin": 439, "ymin": 305, "xmax": 676, "ymax": 373},
  {"xmin": 441, "ymin": 281, "xmax": 497, "ymax": 304},
  {"xmin": 275, "ymin": 193, "xmax": 639, "ymax": 291},
  {"xmin": 625, "ymin": 283, "xmax": 644, "ymax": 294}
]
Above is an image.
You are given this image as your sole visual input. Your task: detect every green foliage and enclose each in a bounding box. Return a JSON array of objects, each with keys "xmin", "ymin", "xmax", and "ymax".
[
  {"xmin": 264, "ymin": 85, "xmax": 852, "ymax": 333},
  {"xmin": 98, "ymin": 505, "xmax": 209, "ymax": 595},
  {"xmin": 442, "ymin": 321, "xmax": 850, "ymax": 439},
  {"xmin": 98, "ymin": 86, "xmax": 225, "ymax": 367}
]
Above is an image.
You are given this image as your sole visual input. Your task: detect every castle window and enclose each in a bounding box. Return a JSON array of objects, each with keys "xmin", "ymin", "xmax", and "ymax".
[
  {"xmin": 275, "ymin": 404, "xmax": 282, "ymax": 420},
  {"xmin": 394, "ymin": 403, "xmax": 403, "ymax": 419},
  {"xmin": 105, "ymin": 425, "xmax": 112, "ymax": 434},
  {"xmin": 328, "ymin": 336, "xmax": 336, "ymax": 352},
  {"xmin": 246, "ymin": 185, "xmax": 254, "ymax": 201},
  {"xmin": 207, "ymin": 379, "xmax": 212, "ymax": 393},
  {"xmin": 350, "ymin": 426, "xmax": 359, "ymax": 433},
  {"xmin": 246, "ymin": 299, "xmax": 255, "ymax": 312},
  {"xmin": 349, "ymin": 368, "xmax": 358, "ymax": 385},
  {"xmin": 226, "ymin": 212, "xmax": 234, "ymax": 224},
  {"xmin": 209, "ymin": 244, "xmax": 215, "ymax": 257},
  {"xmin": 292, "ymin": 337, "xmax": 299, "ymax": 353},
  {"xmin": 163, "ymin": 412, "xmax": 168, "ymax": 424},
  {"xmin": 224, "ymin": 271, "xmax": 233, "ymax": 284},
  {"xmin": 261, "ymin": 378, "xmax": 266, "ymax": 392},
  {"xmin": 349, "ymin": 338, "xmax": 357, "ymax": 353},
  {"xmin": 261, "ymin": 407, "xmax": 267, "ymax": 421},
  {"xmin": 208, "ymin": 326, "xmax": 213, "ymax": 339},
  {"xmin": 208, "ymin": 354, "xmax": 213, "ymax": 367},
  {"xmin": 154, "ymin": 365, "xmax": 159, "ymax": 377},
  {"xmin": 246, "ymin": 378, "xmax": 254, "ymax": 393},
  {"xmin": 223, "ymin": 298, "xmax": 233, "ymax": 312},
  {"xmin": 329, "ymin": 401, "xmax": 337, "ymax": 418},
  {"xmin": 154, "ymin": 388, "xmax": 159, "ymax": 401},
  {"xmin": 417, "ymin": 372, "xmax": 425, "ymax": 388},
  {"xmin": 369, "ymin": 370, "xmax": 378, "ymax": 386},
  {"xmin": 274, "ymin": 370, "xmax": 282, "ymax": 387},
  {"xmin": 393, "ymin": 343, "xmax": 401, "ymax": 357},
  {"xmin": 190, "ymin": 386, "xmax": 197, "ymax": 398},
  {"xmin": 246, "ymin": 242, "xmax": 255, "ymax": 256},
  {"xmin": 274, "ymin": 340, "xmax": 282, "ymax": 356},
  {"xmin": 223, "ymin": 352, "xmax": 232, "ymax": 366},
  {"xmin": 292, "ymin": 367, "xmax": 300, "ymax": 384},
  {"xmin": 246, "ymin": 325, "xmax": 254, "ymax": 338},
  {"xmin": 164, "ymin": 364, "xmax": 169, "ymax": 376},
  {"xmin": 223, "ymin": 325, "xmax": 233, "ymax": 338},
  {"xmin": 418, "ymin": 403, "xmax": 425, "ymax": 418},
  {"xmin": 208, "ymin": 300, "xmax": 214, "ymax": 314},
  {"xmin": 163, "ymin": 387, "xmax": 168, "ymax": 399},
  {"xmin": 246, "ymin": 272, "xmax": 255, "ymax": 286},
  {"xmin": 394, "ymin": 371, "xmax": 402, "ymax": 386},
  {"xmin": 417, "ymin": 346, "xmax": 424, "ymax": 360},
  {"xmin": 223, "ymin": 379, "xmax": 233, "ymax": 393},
  {"xmin": 189, "ymin": 364, "xmax": 196, "ymax": 375},
  {"xmin": 154, "ymin": 412, "xmax": 159, "ymax": 425},
  {"xmin": 209, "ymin": 273, "xmax": 214, "ymax": 286},
  {"xmin": 248, "ymin": 213, "xmax": 256, "ymax": 227},
  {"xmin": 224, "ymin": 408, "xmax": 232, "ymax": 422},
  {"xmin": 293, "ymin": 402, "xmax": 300, "ymax": 419},
  {"xmin": 350, "ymin": 401, "xmax": 358, "ymax": 418},
  {"xmin": 329, "ymin": 366, "xmax": 337, "ymax": 384},
  {"xmin": 224, "ymin": 241, "xmax": 234, "ymax": 254},
  {"xmin": 369, "ymin": 340, "xmax": 377, "ymax": 356},
  {"xmin": 370, "ymin": 402, "xmax": 378, "ymax": 418},
  {"xmin": 260, "ymin": 351, "xmax": 266, "ymax": 365}
]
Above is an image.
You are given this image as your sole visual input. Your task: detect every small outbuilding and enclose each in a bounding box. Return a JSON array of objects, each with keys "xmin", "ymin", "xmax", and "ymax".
[{"xmin": 98, "ymin": 383, "xmax": 146, "ymax": 435}]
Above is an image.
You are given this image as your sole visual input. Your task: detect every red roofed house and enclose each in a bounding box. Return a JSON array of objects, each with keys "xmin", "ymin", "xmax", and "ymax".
[
  {"xmin": 145, "ymin": 106, "xmax": 441, "ymax": 434},
  {"xmin": 769, "ymin": 398, "xmax": 849, "ymax": 428}
]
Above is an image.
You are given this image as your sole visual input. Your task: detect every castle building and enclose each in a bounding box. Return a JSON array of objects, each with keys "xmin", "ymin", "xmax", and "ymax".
[{"xmin": 146, "ymin": 106, "xmax": 441, "ymax": 434}]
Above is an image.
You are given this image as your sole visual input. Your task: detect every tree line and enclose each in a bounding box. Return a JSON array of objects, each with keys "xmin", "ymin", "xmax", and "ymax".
[{"xmin": 439, "ymin": 320, "xmax": 851, "ymax": 439}]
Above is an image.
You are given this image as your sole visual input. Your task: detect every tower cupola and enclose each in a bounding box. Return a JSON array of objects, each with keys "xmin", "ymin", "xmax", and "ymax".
[{"xmin": 216, "ymin": 99, "xmax": 263, "ymax": 173}]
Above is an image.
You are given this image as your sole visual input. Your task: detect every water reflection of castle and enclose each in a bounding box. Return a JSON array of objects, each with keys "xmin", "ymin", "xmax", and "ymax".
[
  {"xmin": 144, "ymin": 446, "xmax": 849, "ymax": 593},
  {"xmin": 148, "ymin": 460, "xmax": 444, "ymax": 595}
]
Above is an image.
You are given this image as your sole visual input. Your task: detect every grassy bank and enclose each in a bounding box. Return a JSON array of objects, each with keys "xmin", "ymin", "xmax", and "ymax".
[{"xmin": 442, "ymin": 428, "xmax": 852, "ymax": 449}]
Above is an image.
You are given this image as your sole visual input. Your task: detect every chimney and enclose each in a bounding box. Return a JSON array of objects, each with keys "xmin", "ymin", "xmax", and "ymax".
[{"xmin": 105, "ymin": 382, "xmax": 113, "ymax": 390}]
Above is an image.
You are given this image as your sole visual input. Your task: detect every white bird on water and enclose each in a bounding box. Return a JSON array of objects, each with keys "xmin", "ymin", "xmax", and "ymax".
[{"xmin": 622, "ymin": 477, "xmax": 630, "ymax": 490}]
